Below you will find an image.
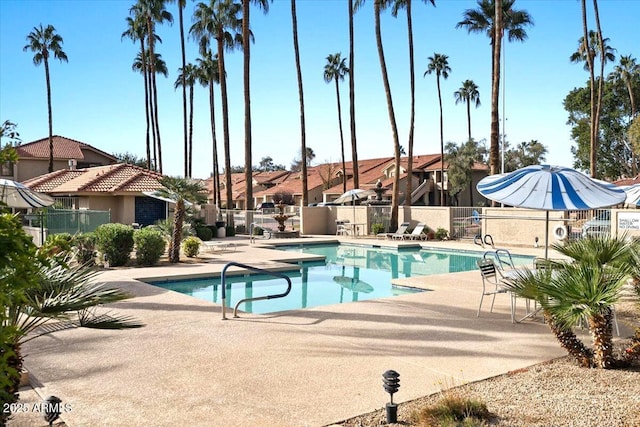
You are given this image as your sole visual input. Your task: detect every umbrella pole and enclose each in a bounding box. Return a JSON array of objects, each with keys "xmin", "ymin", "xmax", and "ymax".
[{"xmin": 544, "ymin": 211, "xmax": 549, "ymax": 259}]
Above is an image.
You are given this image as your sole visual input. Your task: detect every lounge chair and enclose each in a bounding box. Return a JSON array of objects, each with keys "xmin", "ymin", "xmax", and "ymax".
[
  {"xmin": 201, "ymin": 240, "xmax": 237, "ymax": 254},
  {"xmin": 377, "ymin": 222, "xmax": 410, "ymax": 240},
  {"xmin": 403, "ymin": 222, "xmax": 427, "ymax": 240}
]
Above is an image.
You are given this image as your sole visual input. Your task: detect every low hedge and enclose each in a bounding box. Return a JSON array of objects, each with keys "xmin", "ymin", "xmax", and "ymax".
[
  {"xmin": 134, "ymin": 228, "xmax": 166, "ymax": 266},
  {"xmin": 94, "ymin": 223, "xmax": 135, "ymax": 267}
]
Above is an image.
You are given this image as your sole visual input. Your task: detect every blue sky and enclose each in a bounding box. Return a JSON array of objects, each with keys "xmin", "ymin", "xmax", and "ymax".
[{"xmin": 1, "ymin": 0, "xmax": 638, "ymax": 179}]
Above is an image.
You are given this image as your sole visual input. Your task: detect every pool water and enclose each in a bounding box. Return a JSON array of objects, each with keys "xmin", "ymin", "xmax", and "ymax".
[{"xmin": 148, "ymin": 244, "xmax": 533, "ymax": 314}]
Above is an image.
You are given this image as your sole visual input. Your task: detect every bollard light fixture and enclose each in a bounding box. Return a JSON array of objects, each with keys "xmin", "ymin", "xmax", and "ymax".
[{"xmin": 382, "ymin": 370, "xmax": 400, "ymax": 423}]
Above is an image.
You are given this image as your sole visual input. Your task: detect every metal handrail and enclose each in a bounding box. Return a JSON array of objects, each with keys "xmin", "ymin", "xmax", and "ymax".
[{"xmin": 220, "ymin": 261, "xmax": 292, "ymax": 320}]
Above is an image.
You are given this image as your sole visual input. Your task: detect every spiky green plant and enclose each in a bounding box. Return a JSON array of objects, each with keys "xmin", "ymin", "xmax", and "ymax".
[{"xmin": 2, "ymin": 214, "xmax": 142, "ymax": 422}]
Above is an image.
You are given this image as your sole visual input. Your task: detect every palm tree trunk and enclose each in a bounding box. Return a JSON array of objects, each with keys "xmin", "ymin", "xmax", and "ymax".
[
  {"xmin": 581, "ymin": 0, "xmax": 597, "ymax": 177},
  {"xmin": 588, "ymin": 310, "xmax": 617, "ymax": 368},
  {"xmin": 437, "ymin": 76, "xmax": 444, "ymax": 206},
  {"xmin": 593, "ymin": 0, "xmax": 605, "ymax": 179},
  {"xmin": 490, "ymin": 0, "xmax": 503, "ymax": 177},
  {"xmin": 544, "ymin": 311, "xmax": 594, "ymax": 368},
  {"xmin": 148, "ymin": 66, "xmax": 158, "ymax": 171},
  {"xmin": 140, "ymin": 39, "xmax": 152, "ymax": 170},
  {"xmin": 374, "ymin": 0, "xmax": 401, "ymax": 231},
  {"xmin": 209, "ymin": 81, "xmax": 221, "ymax": 214},
  {"xmin": 348, "ymin": 0, "xmax": 359, "ymax": 190},
  {"xmin": 467, "ymin": 96, "xmax": 472, "ymax": 141},
  {"xmin": 217, "ymin": 36, "xmax": 233, "ymax": 215},
  {"xmin": 170, "ymin": 201, "xmax": 184, "ymax": 263},
  {"xmin": 146, "ymin": 19, "xmax": 159, "ymax": 172},
  {"xmin": 152, "ymin": 69, "xmax": 163, "ymax": 174},
  {"xmin": 44, "ymin": 57, "xmax": 54, "ymax": 173},
  {"xmin": 179, "ymin": 4, "xmax": 188, "ymax": 177},
  {"xmin": 292, "ymin": 0, "xmax": 308, "ymax": 206},
  {"xmin": 189, "ymin": 85, "xmax": 194, "ymax": 177},
  {"xmin": 405, "ymin": 0, "xmax": 414, "ymax": 207},
  {"xmin": 334, "ymin": 79, "xmax": 347, "ymax": 194},
  {"xmin": 628, "ymin": 81, "xmax": 637, "ymax": 175},
  {"xmin": 243, "ymin": 0, "xmax": 254, "ymax": 210}
]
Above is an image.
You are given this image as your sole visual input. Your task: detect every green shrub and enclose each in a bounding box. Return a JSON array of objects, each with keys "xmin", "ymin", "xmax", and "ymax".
[
  {"xmin": 235, "ymin": 224, "xmax": 246, "ymax": 234},
  {"xmin": 182, "ymin": 236, "xmax": 201, "ymax": 257},
  {"xmin": 225, "ymin": 225, "xmax": 236, "ymax": 237},
  {"xmin": 435, "ymin": 227, "xmax": 449, "ymax": 241},
  {"xmin": 94, "ymin": 223, "xmax": 135, "ymax": 267},
  {"xmin": 252, "ymin": 225, "xmax": 264, "ymax": 236},
  {"xmin": 195, "ymin": 225, "xmax": 213, "ymax": 242},
  {"xmin": 134, "ymin": 228, "xmax": 166, "ymax": 266},
  {"xmin": 72, "ymin": 232, "xmax": 96, "ymax": 266},
  {"xmin": 40, "ymin": 233, "xmax": 73, "ymax": 258},
  {"xmin": 371, "ymin": 223, "xmax": 385, "ymax": 235}
]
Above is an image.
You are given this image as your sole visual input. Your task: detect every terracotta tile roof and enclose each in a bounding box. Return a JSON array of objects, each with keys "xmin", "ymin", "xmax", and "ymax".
[
  {"xmin": 16, "ymin": 135, "xmax": 117, "ymax": 161},
  {"xmin": 614, "ymin": 174, "xmax": 640, "ymax": 186},
  {"xmin": 23, "ymin": 169, "xmax": 86, "ymax": 192},
  {"xmin": 23, "ymin": 164, "xmax": 163, "ymax": 194}
]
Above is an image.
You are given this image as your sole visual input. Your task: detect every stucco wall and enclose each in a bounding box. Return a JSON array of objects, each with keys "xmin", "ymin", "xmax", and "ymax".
[
  {"xmin": 402, "ymin": 206, "xmax": 452, "ymax": 233},
  {"xmin": 300, "ymin": 206, "xmax": 330, "ymax": 234},
  {"xmin": 481, "ymin": 208, "xmax": 566, "ymax": 247}
]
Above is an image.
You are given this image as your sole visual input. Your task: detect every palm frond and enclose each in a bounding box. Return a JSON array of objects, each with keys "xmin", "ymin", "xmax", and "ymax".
[{"xmin": 77, "ymin": 309, "xmax": 144, "ymax": 329}]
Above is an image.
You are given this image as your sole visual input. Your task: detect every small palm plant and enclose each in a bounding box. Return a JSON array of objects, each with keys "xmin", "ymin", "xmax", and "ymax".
[
  {"xmin": 154, "ymin": 176, "xmax": 208, "ymax": 263},
  {"xmin": 504, "ymin": 235, "xmax": 640, "ymax": 369}
]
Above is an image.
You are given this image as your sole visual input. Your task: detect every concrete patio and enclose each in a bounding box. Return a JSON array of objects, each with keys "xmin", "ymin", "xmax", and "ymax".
[{"xmin": 10, "ymin": 237, "xmax": 610, "ymax": 427}]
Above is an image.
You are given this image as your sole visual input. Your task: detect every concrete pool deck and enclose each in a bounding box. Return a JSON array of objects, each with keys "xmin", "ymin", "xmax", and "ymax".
[{"xmin": 12, "ymin": 237, "xmax": 623, "ymax": 427}]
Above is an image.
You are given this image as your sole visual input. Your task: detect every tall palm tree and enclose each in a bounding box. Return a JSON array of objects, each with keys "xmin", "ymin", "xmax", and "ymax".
[
  {"xmin": 242, "ymin": 0, "xmax": 271, "ymax": 211},
  {"xmin": 570, "ymin": 29, "xmax": 616, "ymax": 177},
  {"xmin": 456, "ymin": 0, "xmax": 533, "ymax": 176},
  {"xmin": 169, "ymin": 0, "xmax": 189, "ymax": 177},
  {"xmin": 611, "ymin": 55, "xmax": 639, "ymax": 174},
  {"xmin": 291, "ymin": 0, "xmax": 308, "ymax": 206},
  {"xmin": 122, "ymin": 15, "xmax": 153, "ymax": 170},
  {"xmin": 132, "ymin": 50, "xmax": 169, "ymax": 170},
  {"xmin": 323, "ymin": 53, "xmax": 349, "ymax": 193},
  {"xmin": 23, "ymin": 24, "xmax": 68, "ymax": 173},
  {"xmin": 196, "ymin": 51, "xmax": 222, "ymax": 214},
  {"xmin": 425, "ymin": 53, "xmax": 451, "ymax": 206},
  {"xmin": 131, "ymin": 0, "xmax": 173, "ymax": 173},
  {"xmin": 350, "ymin": 0, "xmax": 362, "ymax": 189},
  {"xmin": 373, "ymin": 0, "xmax": 401, "ymax": 231},
  {"xmin": 390, "ymin": 0, "xmax": 435, "ymax": 207},
  {"xmin": 175, "ymin": 63, "xmax": 199, "ymax": 177},
  {"xmin": 454, "ymin": 79, "xmax": 481, "ymax": 141},
  {"xmin": 156, "ymin": 177, "xmax": 208, "ymax": 263},
  {"xmin": 611, "ymin": 55, "xmax": 639, "ymax": 118},
  {"xmin": 570, "ymin": 31, "xmax": 616, "ymax": 71},
  {"xmin": 191, "ymin": 0, "xmax": 242, "ymax": 212}
]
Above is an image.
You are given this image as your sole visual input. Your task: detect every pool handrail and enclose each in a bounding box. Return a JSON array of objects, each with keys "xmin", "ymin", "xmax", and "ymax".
[{"xmin": 220, "ymin": 261, "xmax": 292, "ymax": 320}]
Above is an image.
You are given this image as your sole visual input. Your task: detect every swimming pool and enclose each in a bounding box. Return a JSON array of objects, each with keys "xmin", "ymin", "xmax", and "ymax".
[{"xmin": 148, "ymin": 244, "xmax": 533, "ymax": 314}]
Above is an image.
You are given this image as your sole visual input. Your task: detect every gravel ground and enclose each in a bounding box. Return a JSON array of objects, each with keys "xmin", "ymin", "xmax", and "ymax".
[{"xmin": 338, "ymin": 301, "xmax": 640, "ymax": 427}]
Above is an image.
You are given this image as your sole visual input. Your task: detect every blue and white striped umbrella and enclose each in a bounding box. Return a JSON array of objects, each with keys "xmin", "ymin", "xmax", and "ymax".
[
  {"xmin": 476, "ymin": 165, "xmax": 626, "ymax": 257},
  {"xmin": 477, "ymin": 165, "xmax": 625, "ymax": 211},
  {"xmin": 618, "ymin": 184, "xmax": 640, "ymax": 207},
  {"xmin": 0, "ymin": 178, "xmax": 55, "ymax": 209}
]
